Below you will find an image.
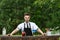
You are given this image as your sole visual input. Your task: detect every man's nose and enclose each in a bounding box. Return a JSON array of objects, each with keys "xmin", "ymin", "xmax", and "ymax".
[{"xmin": 26, "ymin": 17, "xmax": 28, "ymax": 19}]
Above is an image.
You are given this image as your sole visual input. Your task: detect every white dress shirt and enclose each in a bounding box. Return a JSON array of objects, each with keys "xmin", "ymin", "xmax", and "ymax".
[{"xmin": 16, "ymin": 22, "xmax": 39, "ymax": 33}]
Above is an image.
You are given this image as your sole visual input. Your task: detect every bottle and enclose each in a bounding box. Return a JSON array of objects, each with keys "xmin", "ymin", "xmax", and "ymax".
[
  {"xmin": 2, "ymin": 27, "xmax": 6, "ymax": 35},
  {"xmin": 45, "ymin": 28, "xmax": 51, "ymax": 36},
  {"xmin": 46, "ymin": 31, "xmax": 51, "ymax": 36}
]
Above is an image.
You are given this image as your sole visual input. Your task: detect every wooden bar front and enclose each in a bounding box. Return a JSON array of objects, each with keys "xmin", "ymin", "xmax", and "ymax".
[{"xmin": 0, "ymin": 35, "xmax": 60, "ymax": 40}]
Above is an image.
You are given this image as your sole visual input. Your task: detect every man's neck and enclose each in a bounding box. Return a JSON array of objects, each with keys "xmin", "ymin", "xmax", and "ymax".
[{"xmin": 25, "ymin": 21, "xmax": 29, "ymax": 23}]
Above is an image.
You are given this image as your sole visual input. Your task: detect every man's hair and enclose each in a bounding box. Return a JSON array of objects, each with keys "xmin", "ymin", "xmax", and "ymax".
[{"xmin": 24, "ymin": 13, "xmax": 30, "ymax": 16}]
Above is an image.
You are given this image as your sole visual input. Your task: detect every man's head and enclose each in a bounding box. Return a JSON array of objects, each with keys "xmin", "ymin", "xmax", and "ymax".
[{"xmin": 24, "ymin": 13, "xmax": 30, "ymax": 23}]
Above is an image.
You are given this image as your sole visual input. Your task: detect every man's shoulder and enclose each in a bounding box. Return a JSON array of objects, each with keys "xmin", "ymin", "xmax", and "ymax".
[
  {"xmin": 18, "ymin": 22, "xmax": 24, "ymax": 26},
  {"xmin": 30, "ymin": 22, "xmax": 36, "ymax": 24}
]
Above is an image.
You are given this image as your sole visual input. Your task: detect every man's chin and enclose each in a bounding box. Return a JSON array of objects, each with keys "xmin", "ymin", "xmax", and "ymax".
[{"xmin": 25, "ymin": 21, "xmax": 29, "ymax": 22}]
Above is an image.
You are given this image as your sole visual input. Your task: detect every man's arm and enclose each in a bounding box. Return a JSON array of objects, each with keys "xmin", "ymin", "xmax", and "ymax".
[
  {"xmin": 37, "ymin": 28, "xmax": 44, "ymax": 35},
  {"xmin": 8, "ymin": 28, "xmax": 19, "ymax": 36}
]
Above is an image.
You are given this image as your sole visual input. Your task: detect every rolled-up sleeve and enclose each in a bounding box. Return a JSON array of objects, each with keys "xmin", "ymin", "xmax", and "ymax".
[
  {"xmin": 33, "ymin": 23, "xmax": 39, "ymax": 30},
  {"xmin": 16, "ymin": 24, "xmax": 22, "ymax": 30}
]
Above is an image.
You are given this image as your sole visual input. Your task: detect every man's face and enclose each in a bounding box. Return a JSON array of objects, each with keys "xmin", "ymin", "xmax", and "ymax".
[{"xmin": 24, "ymin": 15, "xmax": 30, "ymax": 22}]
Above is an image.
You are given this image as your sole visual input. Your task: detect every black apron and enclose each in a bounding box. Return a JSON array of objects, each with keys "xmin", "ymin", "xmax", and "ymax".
[{"xmin": 24, "ymin": 23, "xmax": 33, "ymax": 36}]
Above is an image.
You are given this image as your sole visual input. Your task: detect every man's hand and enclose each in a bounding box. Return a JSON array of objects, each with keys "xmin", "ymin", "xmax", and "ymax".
[
  {"xmin": 6, "ymin": 28, "xmax": 19, "ymax": 36},
  {"xmin": 37, "ymin": 28, "xmax": 44, "ymax": 35},
  {"xmin": 42, "ymin": 33, "xmax": 46, "ymax": 36},
  {"xmin": 6, "ymin": 34, "xmax": 12, "ymax": 36}
]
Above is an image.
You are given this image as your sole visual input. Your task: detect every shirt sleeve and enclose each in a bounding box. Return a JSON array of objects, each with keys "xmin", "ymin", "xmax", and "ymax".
[
  {"xmin": 16, "ymin": 24, "xmax": 22, "ymax": 30},
  {"xmin": 33, "ymin": 23, "xmax": 39, "ymax": 30}
]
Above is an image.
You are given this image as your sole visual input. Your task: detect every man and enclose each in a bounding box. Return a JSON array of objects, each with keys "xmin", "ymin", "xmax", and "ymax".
[{"xmin": 8, "ymin": 13, "xmax": 44, "ymax": 36}]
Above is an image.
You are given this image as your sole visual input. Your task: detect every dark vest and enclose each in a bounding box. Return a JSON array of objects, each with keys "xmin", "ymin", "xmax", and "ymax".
[{"xmin": 24, "ymin": 23, "xmax": 33, "ymax": 36}]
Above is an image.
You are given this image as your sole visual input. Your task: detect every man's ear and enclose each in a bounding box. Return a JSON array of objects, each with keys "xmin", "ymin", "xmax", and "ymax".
[{"xmin": 24, "ymin": 16, "xmax": 25, "ymax": 19}]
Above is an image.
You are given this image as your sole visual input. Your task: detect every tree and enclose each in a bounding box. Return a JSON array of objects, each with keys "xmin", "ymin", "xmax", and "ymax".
[{"xmin": 0, "ymin": 0, "xmax": 60, "ymax": 34}]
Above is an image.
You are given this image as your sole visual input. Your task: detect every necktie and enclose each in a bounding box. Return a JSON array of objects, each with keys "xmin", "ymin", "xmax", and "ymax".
[{"xmin": 27, "ymin": 23, "xmax": 28, "ymax": 28}]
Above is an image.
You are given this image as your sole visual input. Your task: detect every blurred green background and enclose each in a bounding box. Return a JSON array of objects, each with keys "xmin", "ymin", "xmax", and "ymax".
[{"xmin": 0, "ymin": 0, "xmax": 60, "ymax": 35}]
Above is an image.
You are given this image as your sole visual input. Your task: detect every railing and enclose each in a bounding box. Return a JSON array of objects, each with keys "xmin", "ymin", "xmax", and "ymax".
[{"xmin": 0, "ymin": 35, "xmax": 60, "ymax": 40}]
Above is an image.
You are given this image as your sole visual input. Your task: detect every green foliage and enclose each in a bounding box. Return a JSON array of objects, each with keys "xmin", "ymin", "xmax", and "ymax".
[{"xmin": 0, "ymin": 0, "xmax": 60, "ymax": 34}]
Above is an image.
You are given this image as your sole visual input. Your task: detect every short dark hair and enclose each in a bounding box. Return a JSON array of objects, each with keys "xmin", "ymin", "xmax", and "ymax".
[{"xmin": 24, "ymin": 13, "xmax": 30, "ymax": 16}]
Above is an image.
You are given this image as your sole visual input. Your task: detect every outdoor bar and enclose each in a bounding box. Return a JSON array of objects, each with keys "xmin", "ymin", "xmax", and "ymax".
[{"xmin": 0, "ymin": 35, "xmax": 60, "ymax": 40}]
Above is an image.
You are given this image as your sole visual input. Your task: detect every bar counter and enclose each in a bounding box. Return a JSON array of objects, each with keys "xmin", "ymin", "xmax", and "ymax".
[{"xmin": 0, "ymin": 35, "xmax": 60, "ymax": 40}]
